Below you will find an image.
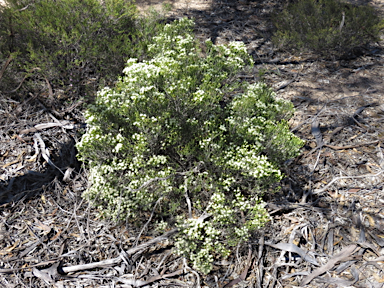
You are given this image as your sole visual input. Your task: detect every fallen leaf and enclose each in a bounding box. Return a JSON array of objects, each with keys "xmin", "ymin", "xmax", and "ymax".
[
  {"xmin": 0, "ymin": 239, "xmax": 20, "ymax": 254},
  {"xmin": 328, "ymin": 191, "xmax": 339, "ymax": 198},
  {"xmin": 300, "ymin": 244, "xmax": 359, "ymax": 286},
  {"xmin": 50, "ymin": 229, "xmax": 62, "ymax": 241},
  {"xmin": 266, "ymin": 242, "xmax": 319, "ymax": 265},
  {"xmin": 365, "ymin": 215, "xmax": 376, "ymax": 228},
  {"xmin": 34, "ymin": 218, "xmax": 51, "ymax": 232},
  {"xmin": 2, "ymin": 159, "xmax": 19, "ymax": 168}
]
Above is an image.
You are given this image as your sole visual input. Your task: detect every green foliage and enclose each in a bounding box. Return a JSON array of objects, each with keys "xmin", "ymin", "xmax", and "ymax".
[
  {"xmin": 272, "ymin": 0, "xmax": 382, "ymax": 57},
  {"xmin": 77, "ymin": 18, "xmax": 304, "ymax": 273},
  {"xmin": 0, "ymin": 0, "xmax": 165, "ymax": 98}
]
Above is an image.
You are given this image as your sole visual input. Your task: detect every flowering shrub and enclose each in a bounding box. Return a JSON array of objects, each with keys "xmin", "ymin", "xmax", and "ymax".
[
  {"xmin": 272, "ymin": 0, "xmax": 383, "ymax": 57},
  {"xmin": 77, "ymin": 18, "xmax": 304, "ymax": 273},
  {"xmin": 0, "ymin": 0, "xmax": 166, "ymax": 99}
]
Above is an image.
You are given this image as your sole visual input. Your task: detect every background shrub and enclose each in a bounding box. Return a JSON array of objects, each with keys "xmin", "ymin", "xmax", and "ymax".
[
  {"xmin": 0, "ymin": 0, "xmax": 165, "ymax": 100},
  {"xmin": 77, "ymin": 18, "xmax": 304, "ymax": 273},
  {"xmin": 272, "ymin": 0, "xmax": 383, "ymax": 57}
]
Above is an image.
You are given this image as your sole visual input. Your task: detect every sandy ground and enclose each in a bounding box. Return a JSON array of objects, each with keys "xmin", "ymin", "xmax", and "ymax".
[{"xmin": 135, "ymin": 0, "xmax": 212, "ymax": 14}]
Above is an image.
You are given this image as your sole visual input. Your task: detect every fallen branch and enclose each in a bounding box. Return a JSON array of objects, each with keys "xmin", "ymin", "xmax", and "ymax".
[
  {"xmin": 5, "ymin": 67, "xmax": 41, "ymax": 93},
  {"xmin": 19, "ymin": 121, "xmax": 74, "ymax": 135},
  {"xmin": 136, "ymin": 269, "xmax": 184, "ymax": 287},
  {"xmin": 223, "ymin": 246, "xmax": 252, "ymax": 288},
  {"xmin": 275, "ymin": 65, "xmax": 303, "ymax": 91},
  {"xmin": 62, "ymin": 228, "xmax": 178, "ymax": 274},
  {"xmin": 324, "ymin": 138, "xmax": 384, "ymax": 150},
  {"xmin": 314, "ymin": 170, "xmax": 384, "ymax": 194},
  {"xmin": 0, "ymin": 54, "xmax": 13, "ymax": 82},
  {"xmin": 0, "ymin": 229, "xmax": 179, "ymax": 275},
  {"xmin": 33, "ymin": 133, "xmax": 64, "ymax": 175},
  {"xmin": 62, "ymin": 256, "xmax": 121, "ymax": 274}
]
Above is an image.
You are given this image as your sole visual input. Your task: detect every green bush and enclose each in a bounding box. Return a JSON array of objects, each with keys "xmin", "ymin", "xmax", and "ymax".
[
  {"xmin": 77, "ymin": 18, "xmax": 304, "ymax": 273},
  {"xmin": 272, "ymin": 0, "xmax": 383, "ymax": 57},
  {"xmin": 0, "ymin": 0, "xmax": 164, "ymax": 98}
]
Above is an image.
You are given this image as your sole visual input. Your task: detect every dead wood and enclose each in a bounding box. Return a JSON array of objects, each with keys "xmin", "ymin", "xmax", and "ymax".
[
  {"xmin": 61, "ymin": 228, "xmax": 178, "ymax": 274},
  {"xmin": 300, "ymin": 244, "xmax": 359, "ymax": 286},
  {"xmin": 222, "ymin": 246, "xmax": 252, "ymax": 288},
  {"xmin": 0, "ymin": 54, "xmax": 13, "ymax": 82},
  {"xmin": 2, "ymin": 0, "xmax": 384, "ymax": 286}
]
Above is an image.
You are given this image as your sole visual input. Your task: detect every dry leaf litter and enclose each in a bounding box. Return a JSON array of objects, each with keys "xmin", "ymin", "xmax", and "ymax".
[{"xmin": 1, "ymin": 0, "xmax": 384, "ymax": 286}]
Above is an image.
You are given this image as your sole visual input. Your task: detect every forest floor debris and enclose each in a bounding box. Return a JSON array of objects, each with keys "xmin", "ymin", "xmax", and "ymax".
[{"xmin": 1, "ymin": 0, "xmax": 384, "ymax": 286}]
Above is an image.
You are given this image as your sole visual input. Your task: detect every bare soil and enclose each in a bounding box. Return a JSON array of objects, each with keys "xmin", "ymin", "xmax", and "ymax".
[{"xmin": 2, "ymin": 0, "xmax": 384, "ymax": 287}]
